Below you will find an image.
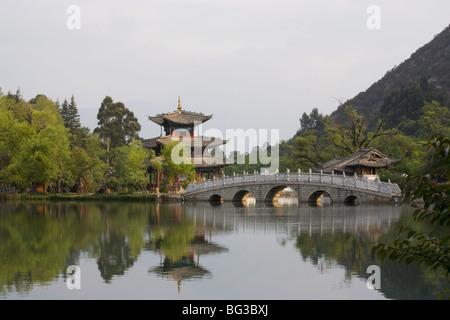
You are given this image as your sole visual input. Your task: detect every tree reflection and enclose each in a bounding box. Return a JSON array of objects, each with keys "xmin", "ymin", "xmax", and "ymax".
[
  {"xmin": 147, "ymin": 204, "xmax": 228, "ymax": 293},
  {"xmin": 0, "ymin": 201, "xmax": 150, "ymax": 293},
  {"xmin": 294, "ymin": 206, "xmax": 449, "ymax": 299},
  {"xmin": 97, "ymin": 232, "xmax": 136, "ymax": 283}
]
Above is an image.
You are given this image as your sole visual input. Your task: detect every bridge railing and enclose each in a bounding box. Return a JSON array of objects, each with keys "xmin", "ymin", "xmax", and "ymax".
[{"xmin": 185, "ymin": 170, "xmax": 402, "ymax": 196}]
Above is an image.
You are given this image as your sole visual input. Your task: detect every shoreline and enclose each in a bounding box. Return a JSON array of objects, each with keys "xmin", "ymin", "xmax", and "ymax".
[{"xmin": 0, "ymin": 192, "xmax": 184, "ymax": 202}]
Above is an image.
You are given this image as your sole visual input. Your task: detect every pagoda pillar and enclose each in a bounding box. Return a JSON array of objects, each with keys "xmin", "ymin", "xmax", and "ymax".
[{"xmin": 156, "ymin": 170, "xmax": 160, "ymax": 188}]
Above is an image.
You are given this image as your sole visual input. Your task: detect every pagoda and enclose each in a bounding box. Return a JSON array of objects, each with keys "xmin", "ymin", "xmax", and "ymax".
[{"xmin": 143, "ymin": 97, "xmax": 229, "ymax": 192}]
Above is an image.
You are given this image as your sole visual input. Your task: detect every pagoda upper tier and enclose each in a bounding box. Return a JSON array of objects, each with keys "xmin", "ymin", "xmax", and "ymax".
[{"xmin": 148, "ymin": 97, "xmax": 212, "ymax": 136}]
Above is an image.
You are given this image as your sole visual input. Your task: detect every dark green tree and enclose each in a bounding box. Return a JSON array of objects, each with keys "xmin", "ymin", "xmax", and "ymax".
[
  {"xmin": 94, "ymin": 96, "xmax": 141, "ymax": 149},
  {"xmin": 288, "ymin": 106, "xmax": 397, "ymax": 170},
  {"xmin": 380, "ymin": 78, "xmax": 447, "ymax": 134},
  {"xmin": 60, "ymin": 95, "xmax": 82, "ymax": 137},
  {"xmin": 298, "ymin": 108, "xmax": 326, "ymax": 137}
]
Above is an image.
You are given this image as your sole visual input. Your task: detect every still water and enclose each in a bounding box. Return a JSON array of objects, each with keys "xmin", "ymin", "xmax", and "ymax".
[{"xmin": 0, "ymin": 199, "xmax": 448, "ymax": 300}]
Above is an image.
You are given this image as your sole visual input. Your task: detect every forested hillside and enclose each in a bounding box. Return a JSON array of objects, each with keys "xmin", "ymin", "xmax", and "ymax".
[
  {"xmin": 331, "ymin": 24, "xmax": 450, "ymax": 130},
  {"xmin": 270, "ymin": 24, "xmax": 450, "ymax": 183}
]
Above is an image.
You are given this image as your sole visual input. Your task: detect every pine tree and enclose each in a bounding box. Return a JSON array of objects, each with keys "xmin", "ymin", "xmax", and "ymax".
[
  {"xmin": 59, "ymin": 95, "xmax": 81, "ymax": 138},
  {"xmin": 60, "ymin": 98, "xmax": 70, "ymax": 127},
  {"xmin": 67, "ymin": 95, "xmax": 81, "ymax": 136}
]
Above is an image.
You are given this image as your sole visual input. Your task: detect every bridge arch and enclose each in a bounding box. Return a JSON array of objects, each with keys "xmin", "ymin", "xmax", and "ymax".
[
  {"xmin": 343, "ymin": 194, "xmax": 360, "ymax": 205},
  {"xmin": 232, "ymin": 189, "xmax": 255, "ymax": 203},
  {"xmin": 208, "ymin": 194, "xmax": 223, "ymax": 205},
  {"xmin": 308, "ymin": 190, "xmax": 333, "ymax": 205},
  {"xmin": 264, "ymin": 185, "xmax": 298, "ymax": 205}
]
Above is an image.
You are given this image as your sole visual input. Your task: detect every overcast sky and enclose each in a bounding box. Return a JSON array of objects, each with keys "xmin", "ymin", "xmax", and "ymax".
[{"xmin": 1, "ymin": 0, "xmax": 449, "ymax": 150}]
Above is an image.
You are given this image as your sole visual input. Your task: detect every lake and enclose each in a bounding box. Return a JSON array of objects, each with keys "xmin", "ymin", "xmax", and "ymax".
[{"xmin": 0, "ymin": 199, "xmax": 448, "ymax": 300}]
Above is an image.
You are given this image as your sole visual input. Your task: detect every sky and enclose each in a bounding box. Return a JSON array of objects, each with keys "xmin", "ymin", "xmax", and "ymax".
[{"xmin": 1, "ymin": 0, "xmax": 449, "ymax": 152}]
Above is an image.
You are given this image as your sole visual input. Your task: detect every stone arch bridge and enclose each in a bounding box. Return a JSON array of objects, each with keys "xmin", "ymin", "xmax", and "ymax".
[{"xmin": 183, "ymin": 170, "xmax": 402, "ymax": 205}]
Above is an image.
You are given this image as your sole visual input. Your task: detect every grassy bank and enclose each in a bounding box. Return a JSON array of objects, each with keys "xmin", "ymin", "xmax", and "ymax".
[{"xmin": 3, "ymin": 192, "xmax": 183, "ymax": 202}]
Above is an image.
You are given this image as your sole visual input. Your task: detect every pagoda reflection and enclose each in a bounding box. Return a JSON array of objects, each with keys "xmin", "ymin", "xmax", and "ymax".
[{"xmin": 147, "ymin": 204, "xmax": 228, "ymax": 293}]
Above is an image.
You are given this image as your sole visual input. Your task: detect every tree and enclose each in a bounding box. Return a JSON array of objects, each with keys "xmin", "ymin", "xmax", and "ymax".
[
  {"xmin": 59, "ymin": 95, "xmax": 82, "ymax": 138},
  {"xmin": 106, "ymin": 140, "xmax": 150, "ymax": 192},
  {"xmin": 292, "ymin": 131, "xmax": 328, "ymax": 169},
  {"xmin": 418, "ymin": 100, "xmax": 450, "ymax": 139},
  {"xmin": 79, "ymin": 133, "xmax": 108, "ymax": 192},
  {"xmin": 29, "ymin": 95, "xmax": 64, "ymax": 133},
  {"xmin": 159, "ymin": 140, "xmax": 196, "ymax": 183},
  {"xmin": 380, "ymin": 79, "xmax": 447, "ymax": 134},
  {"xmin": 289, "ymin": 106, "xmax": 397, "ymax": 170},
  {"xmin": 373, "ymin": 133, "xmax": 425, "ymax": 183},
  {"xmin": 94, "ymin": 96, "xmax": 141, "ymax": 149},
  {"xmin": 13, "ymin": 125, "xmax": 71, "ymax": 193},
  {"xmin": 371, "ymin": 134, "xmax": 450, "ymax": 298},
  {"xmin": 0, "ymin": 93, "xmax": 72, "ymax": 192},
  {"xmin": 325, "ymin": 106, "xmax": 397, "ymax": 155},
  {"xmin": 69, "ymin": 133, "xmax": 107, "ymax": 193},
  {"xmin": 298, "ymin": 108, "xmax": 326, "ymax": 137}
]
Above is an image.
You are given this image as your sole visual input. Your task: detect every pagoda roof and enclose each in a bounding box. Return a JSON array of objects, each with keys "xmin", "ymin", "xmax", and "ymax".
[
  {"xmin": 149, "ymin": 109, "xmax": 212, "ymax": 126},
  {"xmin": 316, "ymin": 148, "xmax": 401, "ymax": 173},
  {"xmin": 142, "ymin": 136, "xmax": 227, "ymax": 149},
  {"xmin": 148, "ymin": 99, "xmax": 212, "ymax": 126}
]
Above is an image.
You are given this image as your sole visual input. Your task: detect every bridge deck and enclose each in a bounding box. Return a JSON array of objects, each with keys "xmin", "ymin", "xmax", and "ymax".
[{"xmin": 184, "ymin": 171, "xmax": 402, "ymax": 204}]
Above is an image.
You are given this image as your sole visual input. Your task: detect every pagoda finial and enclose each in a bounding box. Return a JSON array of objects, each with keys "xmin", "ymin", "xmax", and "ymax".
[{"xmin": 178, "ymin": 96, "xmax": 182, "ymax": 110}]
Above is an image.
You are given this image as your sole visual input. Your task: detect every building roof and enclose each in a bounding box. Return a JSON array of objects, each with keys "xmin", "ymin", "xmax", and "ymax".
[
  {"xmin": 142, "ymin": 136, "xmax": 227, "ymax": 149},
  {"xmin": 148, "ymin": 98, "xmax": 212, "ymax": 126},
  {"xmin": 316, "ymin": 148, "xmax": 401, "ymax": 173}
]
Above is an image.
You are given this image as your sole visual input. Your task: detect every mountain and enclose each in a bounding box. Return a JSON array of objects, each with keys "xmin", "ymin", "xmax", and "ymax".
[{"xmin": 330, "ymin": 24, "xmax": 450, "ymax": 128}]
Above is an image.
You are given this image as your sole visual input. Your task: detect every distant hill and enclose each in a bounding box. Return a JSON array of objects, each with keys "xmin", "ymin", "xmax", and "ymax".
[{"xmin": 330, "ymin": 24, "xmax": 450, "ymax": 128}]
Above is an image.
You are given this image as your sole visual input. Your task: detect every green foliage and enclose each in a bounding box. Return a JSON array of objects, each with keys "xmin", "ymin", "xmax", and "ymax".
[
  {"xmin": 374, "ymin": 133, "xmax": 426, "ymax": 183},
  {"xmin": 285, "ymin": 106, "xmax": 398, "ymax": 171},
  {"xmin": 372, "ymin": 134, "xmax": 450, "ymax": 296},
  {"xmin": 59, "ymin": 95, "xmax": 82, "ymax": 143},
  {"xmin": 94, "ymin": 96, "xmax": 141, "ymax": 149},
  {"xmin": 292, "ymin": 131, "xmax": 329, "ymax": 169},
  {"xmin": 380, "ymin": 79, "xmax": 447, "ymax": 134},
  {"xmin": 106, "ymin": 140, "xmax": 150, "ymax": 192},
  {"xmin": 0, "ymin": 202, "xmax": 150, "ymax": 292},
  {"xmin": 14, "ymin": 125, "xmax": 72, "ymax": 192},
  {"xmin": 419, "ymin": 100, "xmax": 450, "ymax": 138},
  {"xmin": 159, "ymin": 140, "xmax": 195, "ymax": 180},
  {"xmin": 298, "ymin": 108, "xmax": 326, "ymax": 137},
  {"xmin": 0, "ymin": 89, "xmax": 108, "ymax": 194},
  {"xmin": 29, "ymin": 95, "xmax": 64, "ymax": 132}
]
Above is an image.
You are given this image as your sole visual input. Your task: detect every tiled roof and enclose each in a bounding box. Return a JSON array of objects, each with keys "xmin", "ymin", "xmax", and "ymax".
[
  {"xmin": 142, "ymin": 136, "xmax": 227, "ymax": 149},
  {"xmin": 316, "ymin": 148, "xmax": 401, "ymax": 173},
  {"xmin": 148, "ymin": 109, "xmax": 212, "ymax": 126}
]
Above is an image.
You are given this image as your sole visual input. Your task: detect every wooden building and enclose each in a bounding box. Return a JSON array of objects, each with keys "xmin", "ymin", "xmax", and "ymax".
[
  {"xmin": 315, "ymin": 148, "xmax": 400, "ymax": 180},
  {"xmin": 143, "ymin": 98, "xmax": 229, "ymax": 192}
]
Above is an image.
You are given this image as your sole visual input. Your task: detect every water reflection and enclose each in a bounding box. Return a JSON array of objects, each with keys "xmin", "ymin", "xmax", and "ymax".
[
  {"xmin": 0, "ymin": 200, "xmax": 447, "ymax": 299},
  {"xmin": 147, "ymin": 204, "xmax": 228, "ymax": 293}
]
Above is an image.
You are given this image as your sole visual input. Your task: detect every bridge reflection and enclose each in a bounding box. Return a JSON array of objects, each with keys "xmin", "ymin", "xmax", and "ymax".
[{"xmin": 183, "ymin": 202, "xmax": 400, "ymax": 238}]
